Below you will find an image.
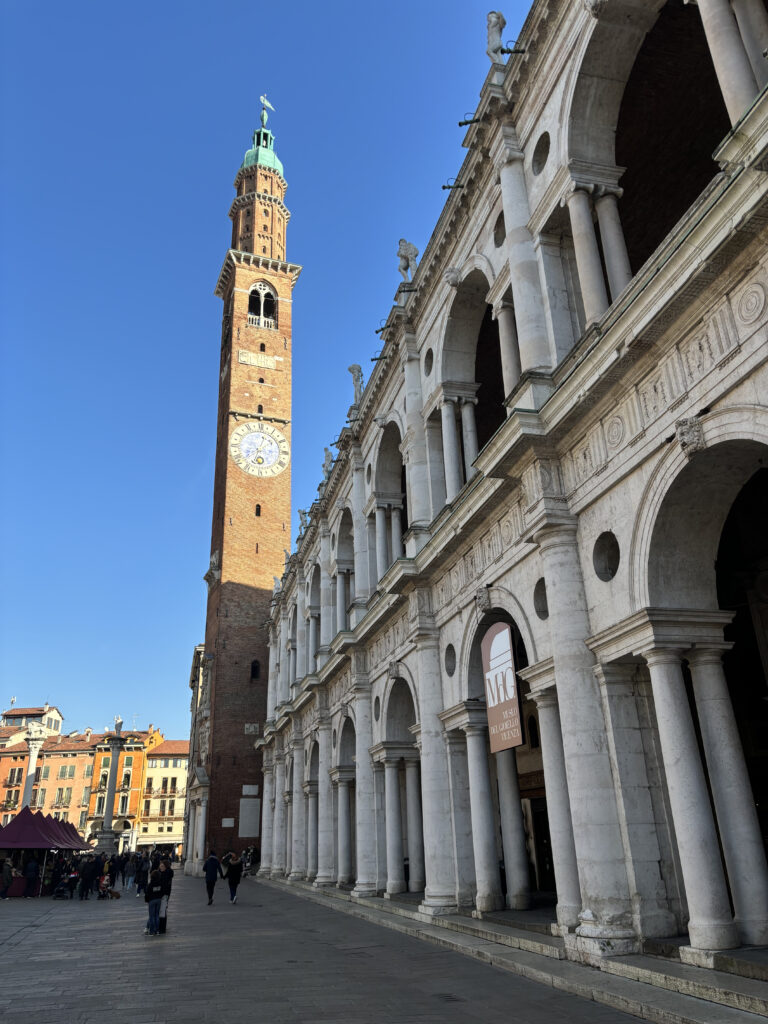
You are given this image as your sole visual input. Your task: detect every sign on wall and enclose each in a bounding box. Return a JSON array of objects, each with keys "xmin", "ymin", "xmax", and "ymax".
[{"xmin": 481, "ymin": 622, "xmax": 523, "ymax": 753}]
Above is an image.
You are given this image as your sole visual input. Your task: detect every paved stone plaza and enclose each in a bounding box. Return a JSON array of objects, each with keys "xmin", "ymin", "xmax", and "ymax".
[{"xmin": 0, "ymin": 874, "xmax": 641, "ymax": 1023}]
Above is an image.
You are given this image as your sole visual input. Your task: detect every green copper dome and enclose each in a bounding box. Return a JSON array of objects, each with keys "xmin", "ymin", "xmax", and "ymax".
[{"xmin": 241, "ymin": 106, "xmax": 284, "ymax": 178}]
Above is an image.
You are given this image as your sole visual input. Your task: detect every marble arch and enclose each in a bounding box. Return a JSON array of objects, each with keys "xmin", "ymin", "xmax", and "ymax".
[
  {"xmin": 629, "ymin": 405, "xmax": 768, "ymax": 611},
  {"xmin": 382, "ymin": 669, "xmax": 420, "ymax": 733},
  {"xmin": 456, "ymin": 584, "xmax": 538, "ymax": 702}
]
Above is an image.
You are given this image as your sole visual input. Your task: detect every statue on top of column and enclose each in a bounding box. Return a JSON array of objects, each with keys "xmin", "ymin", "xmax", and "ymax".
[
  {"xmin": 113, "ymin": 715, "xmax": 123, "ymax": 737},
  {"xmin": 348, "ymin": 364, "xmax": 364, "ymax": 405},
  {"xmin": 397, "ymin": 239, "xmax": 419, "ymax": 282},
  {"xmin": 486, "ymin": 11, "xmax": 507, "ymax": 63}
]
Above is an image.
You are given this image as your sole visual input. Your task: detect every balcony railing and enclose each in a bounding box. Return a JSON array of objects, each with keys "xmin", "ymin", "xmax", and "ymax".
[{"xmin": 247, "ymin": 314, "xmax": 276, "ymax": 329}]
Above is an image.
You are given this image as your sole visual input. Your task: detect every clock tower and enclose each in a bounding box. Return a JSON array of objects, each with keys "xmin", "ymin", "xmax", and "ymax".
[{"xmin": 201, "ymin": 100, "xmax": 299, "ymax": 858}]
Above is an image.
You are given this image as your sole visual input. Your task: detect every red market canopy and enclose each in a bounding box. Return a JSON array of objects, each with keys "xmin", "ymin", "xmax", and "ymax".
[{"xmin": 0, "ymin": 806, "xmax": 87, "ymax": 850}]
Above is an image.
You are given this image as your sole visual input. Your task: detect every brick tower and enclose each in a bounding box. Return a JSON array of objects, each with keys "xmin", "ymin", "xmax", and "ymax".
[{"xmin": 202, "ymin": 100, "xmax": 300, "ymax": 857}]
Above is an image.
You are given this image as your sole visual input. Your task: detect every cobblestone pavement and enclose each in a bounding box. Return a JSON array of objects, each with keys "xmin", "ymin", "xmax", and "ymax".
[{"xmin": 0, "ymin": 874, "xmax": 640, "ymax": 1024}]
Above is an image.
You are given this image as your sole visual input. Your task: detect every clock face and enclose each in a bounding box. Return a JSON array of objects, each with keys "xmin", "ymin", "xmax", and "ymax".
[{"xmin": 229, "ymin": 422, "xmax": 290, "ymax": 477}]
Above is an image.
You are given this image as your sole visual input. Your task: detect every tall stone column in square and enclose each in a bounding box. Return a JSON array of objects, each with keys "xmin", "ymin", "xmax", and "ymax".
[
  {"xmin": 21, "ymin": 724, "xmax": 46, "ymax": 811},
  {"xmin": 96, "ymin": 720, "xmax": 124, "ymax": 852}
]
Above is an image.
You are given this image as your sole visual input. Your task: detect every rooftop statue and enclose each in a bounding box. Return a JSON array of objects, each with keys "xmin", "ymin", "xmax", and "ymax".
[
  {"xmin": 298, "ymin": 508, "xmax": 309, "ymax": 532},
  {"xmin": 348, "ymin": 364, "xmax": 364, "ymax": 405},
  {"xmin": 486, "ymin": 11, "xmax": 507, "ymax": 63},
  {"xmin": 398, "ymin": 239, "xmax": 419, "ymax": 282},
  {"xmin": 322, "ymin": 447, "xmax": 333, "ymax": 480}
]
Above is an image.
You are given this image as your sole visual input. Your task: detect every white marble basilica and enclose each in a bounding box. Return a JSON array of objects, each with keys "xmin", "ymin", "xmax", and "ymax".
[{"xmin": 257, "ymin": 0, "xmax": 768, "ymax": 963}]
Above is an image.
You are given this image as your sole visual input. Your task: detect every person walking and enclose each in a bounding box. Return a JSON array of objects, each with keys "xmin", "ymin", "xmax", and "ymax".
[
  {"xmin": 135, "ymin": 853, "xmax": 149, "ymax": 897},
  {"xmin": 203, "ymin": 851, "xmax": 224, "ymax": 905},
  {"xmin": 124, "ymin": 855, "xmax": 136, "ymax": 891},
  {"xmin": 78, "ymin": 855, "xmax": 96, "ymax": 900},
  {"xmin": 222, "ymin": 851, "xmax": 244, "ymax": 904},
  {"xmin": 0, "ymin": 857, "xmax": 13, "ymax": 900},
  {"xmin": 158, "ymin": 859, "xmax": 173, "ymax": 935},
  {"xmin": 144, "ymin": 869, "xmax": 163, "ymax": 936}
]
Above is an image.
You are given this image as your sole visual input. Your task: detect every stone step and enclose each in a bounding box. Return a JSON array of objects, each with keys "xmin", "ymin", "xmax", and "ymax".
[
  {"xmin": 255, "ymin": 877, "xmax": 767, "ymax": 1024},
  {"xmin": 600, "ymin": 953, "xmax": 768, "ymax": 1018}
]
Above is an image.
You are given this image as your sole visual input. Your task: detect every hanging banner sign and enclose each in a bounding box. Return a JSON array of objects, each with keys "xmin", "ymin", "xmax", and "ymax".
[{"xmin": 481, "ymin": 622, "xmax": 523, "ymax": 753}]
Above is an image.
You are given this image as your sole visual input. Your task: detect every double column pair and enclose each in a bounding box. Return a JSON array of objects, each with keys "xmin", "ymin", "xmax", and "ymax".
[
  {"xmin": 375, "ymin": 505, "xmax": 404, "ymax": 581},
  {"xmin": 643, "ymin": 644, "xmax": 768, "ymax": 947},
  {"xmin": 382, "ymin": 755, "xmax": 425, "ymax": 894},
  {"xmin": 440, "ymin": 393, "xmax": 479, "ymax": 503}
]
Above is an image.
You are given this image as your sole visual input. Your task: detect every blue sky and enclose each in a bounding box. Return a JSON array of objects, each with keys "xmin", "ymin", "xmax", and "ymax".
[{"xmin": 0, "ymin": 1, "xmax": 529, "ymax": 739}]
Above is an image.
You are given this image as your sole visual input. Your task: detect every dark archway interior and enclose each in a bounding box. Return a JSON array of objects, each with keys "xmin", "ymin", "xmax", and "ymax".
[
  {"xmin": 717, "ymin": 467, "xmax": 768, "ymax": 850},
  {"xmin": 615, "ymin": 0, "xmax": 730, "ymax": 273},
  {"xmin": 474, "ymin": 307, "xmax": 505, "ymax": 452}
]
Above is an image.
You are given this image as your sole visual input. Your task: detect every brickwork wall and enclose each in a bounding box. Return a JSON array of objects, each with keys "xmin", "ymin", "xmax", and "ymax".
[{"xmin": 203, "ymin": 161, "xmax": 294, "ymax": 856}]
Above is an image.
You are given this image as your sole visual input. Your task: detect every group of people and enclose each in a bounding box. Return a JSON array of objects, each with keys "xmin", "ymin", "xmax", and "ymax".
[{"xmin": 203, "ymin": 850, "xmax": 245, "ymax": 905}]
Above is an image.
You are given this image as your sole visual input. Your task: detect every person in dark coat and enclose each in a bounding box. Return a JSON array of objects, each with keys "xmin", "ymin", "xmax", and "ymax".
[
  {"xmin": 0, "ymin": 857, "xmax": 14, "ymax": 899},
  {"xmin": 157, "ymin": 859, "xmax": 173, "ymax": 934},
  {"xmin": 144, "ymin": 869, "xmax": 163, "ymax": 935},
  {"xmin": 203, "ymin": 851, "xmax": 224, "ymax": 905},
  {"xmin": 23, "ymin": 856, "xmax": 40, "ymax": 899},
  {"xmin": 135, "ymin": 853, "xmax": 150, "ymax": 896},
  {"xmin": 222, "ymin": 851, "xmax": 244, "ymax": 904},
  {"xmin": 78, "ymin": 855, "xmax": 96, "ymax": 900}
]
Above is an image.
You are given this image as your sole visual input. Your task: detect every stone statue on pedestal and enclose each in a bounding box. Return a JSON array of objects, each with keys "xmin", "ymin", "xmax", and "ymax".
[
  {"xmin": 486, "ymin": 11, "xmax": 507, "ymax": 63},
  {"xmin": 397, "ymin": 239, "xmax": 419, "ymax": 282},
  {"xmin": 348, "ymin": 364, "xmax": 364, "ymax": 405}
]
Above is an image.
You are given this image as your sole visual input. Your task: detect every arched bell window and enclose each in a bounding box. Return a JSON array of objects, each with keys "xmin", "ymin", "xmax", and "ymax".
[{"xmin": 247, "ymin": 282, "xmax": 278, "ymax": 329}]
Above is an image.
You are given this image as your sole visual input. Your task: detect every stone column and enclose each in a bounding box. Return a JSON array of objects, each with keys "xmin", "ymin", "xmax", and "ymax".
[
  {"xmin": 289, "ymin": 642, "xmax": 297, "ymax": 689},
  {"xmin": 279, "ymin": 610, "xmax": 289, "ymax": 704},
  {"xmin": 536, "ymin": 521, "xmax": 633, "ymax": 943},
  {"xmin": 594, "ymin": 663, "xmax": 676, "ymax": 937},
  {"xmin": 375, "ymin": 505, "xmax": 389, "ymax": 581},
  {"xmin": 405, "ymin": 759, "xmax": 425, "ymax": 892},
  {"xmin": 319, "ymin": 525, "xmax": 333, "ymax": 661},
  {"xmin": 185, "ymin": 803, "xmax": 197, "ymax": 874},
  {"xmin": 595, "ymin": 190, "xmax": 632, "ymax": 301},
  {"xmin": 401, "ymin": 342, "xmax": 432, "ymax": 531},
  {"xmin": 266, "ymin": 633, "xmax": 277, "ymax": 720},
  {"xmin": 425, "ymin": 417, "xmax": 447, "ymax": 515},
  {"xmin": 531, "ymin": 690, "xmax": 581, "ymax": 930},
  {"xmin": 314, "ymin": 722, "xmax": 335, "ymax": 885},
  {"xmin": 495, "ymin": 748, "xmax": 530, "ymax": 910},
  {"xmin": 350, "ymin": 446, "xmax": 371, "ymax": 608},
  {"xmin": 296, "ymin": 571, "xmax": 306, "ymax": 684},
  {"xmin": 492, "ymin": 132, "xmax": 550, "ymax": 373},
  {"xmin": 460, "ymin": 399, "xmax": 479, "ymax": 480},
  {"xmin": 440, "ymin": 399, "xmax": 462, "ymax": 502},
  {"xmin": 290, "ymin": 740, "xmax": 306, "ymax": 880},
  {"xmin": 271, "ymin": 756, "xmax": 286, "ymax": 877},
  {"xmin": 336, "ymin": 570, "xmax": 347, "ymax": 633},
  {"xmin": 642, "ymin": 648, "xmax": 738, "ymax": 949},
  {"xmin": 284, "ymin": 790, "xmax": 292, "ymax": 877},
  {"xmin": 21, "ymin": 733, "xmax": 45, "ymax": 810},
  {"xmin": 688, "ymin": 647, "xmax": 768, "ymax": 945},
  {"xmin": 731, "ymin": 0, "xmax": 768, "ymax": 88},
  {"xmin": 390, "ymin": 508, "xmax": 403, "ymax": 561},
  {"xmin": 464, "ymin": 725, "xmax": 503, "ymax": 912},
  {"xmin": 97, "ymin": 734, "xmax": 123, "ymax": 850},
  {"xmin": 353, "ymin": 677, "xmax": 377, "ymax": 896},
  {"xmin": 413, "ymin": 624, "xmax": 457, "ymax": 914},
  {"xmin": 308, "ymin": 615, "xmax": 318, "ymax": 675},
  {"xmin": 384, "ymin": 760, "xmax": 406, "ymax": 894},
  {"xmin": 337, "ymin": 779, "xmax": 353, "ymax": 885},
  {"xmin": 698, "ymin": 0, "xmax": 759, "ymax": 125},
  {"xmin": 197, "ymin": 796, "xmax": 208, "ymax": 864},
  {"xmin": 259, "ymin": 765, "xmax": 274, "ymax": 877},
  {"xmin": 565, "ymin": 187, "xmax": 609, "ymax": 325},
  {"xmin": 494, "ymin": 302, "xmax": 522, "ymax": 406},
  {"xmin": 305, "ymin": 781, "xmax": 318, "ymax": 881}
]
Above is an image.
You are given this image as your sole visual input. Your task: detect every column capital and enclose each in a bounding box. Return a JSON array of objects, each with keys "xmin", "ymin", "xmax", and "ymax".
[
  {"xmin": 687, "ymin": 644, "xmax": 732, "ymax": 667},
  {"xmin": 492, "ymin": 299, "xmax": 515, "ymax": 319},
  {"xmin": 488, "ymin": 122, "xmax": 524, "ymax": 171},
  {"xmin": 640, "ymin": 646, "xmax": 687, "ymax": 668},
  {"xmin": 594, "ymin": 184, "xmax": 624, "ymax": 202}
]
